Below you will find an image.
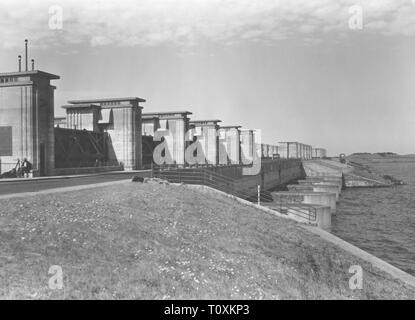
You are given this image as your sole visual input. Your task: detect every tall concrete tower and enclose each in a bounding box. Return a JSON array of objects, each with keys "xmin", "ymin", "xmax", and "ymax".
[
  {"xmin": 66, "ymin": 97, "xmax": 146, "ymax": 170},
  {"xmin": 0, "ymin": 41, "xmax": 59, "ymax": 176}
]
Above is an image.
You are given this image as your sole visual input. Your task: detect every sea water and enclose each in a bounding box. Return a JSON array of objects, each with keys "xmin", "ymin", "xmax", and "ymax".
[{"xmin": 331, "ymin": 161, "xmax": 415, "ymax": 276}]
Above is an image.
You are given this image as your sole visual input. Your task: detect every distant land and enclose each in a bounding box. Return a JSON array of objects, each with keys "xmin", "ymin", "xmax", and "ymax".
[
  {"xmin": 347, "ymin": 153, "xmax": 415, "ymax": 164},
  {"xmin": 349, "ymin": 152, "xmax": 415, "ymax": 157}
]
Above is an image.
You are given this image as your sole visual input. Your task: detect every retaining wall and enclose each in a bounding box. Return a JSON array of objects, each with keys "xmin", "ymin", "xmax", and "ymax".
[
  {"xmin": 52, "ymin": 165, "xmax": 123, "ymax": 176},
  {"xmin": 155, "ymin": 159, "xmax": 304, "ymax": 199}
]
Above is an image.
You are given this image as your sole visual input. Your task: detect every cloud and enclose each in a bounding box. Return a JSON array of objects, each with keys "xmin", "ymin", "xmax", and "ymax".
[{"xmin": 0, "ymin": 0, "xmax": 415, "ymax": 49}]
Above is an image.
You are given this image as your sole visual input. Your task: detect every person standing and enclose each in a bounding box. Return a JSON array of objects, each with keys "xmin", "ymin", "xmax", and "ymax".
[{"xmin": 21, "ymin": 158, "xmax": 33, "ymax": 178}]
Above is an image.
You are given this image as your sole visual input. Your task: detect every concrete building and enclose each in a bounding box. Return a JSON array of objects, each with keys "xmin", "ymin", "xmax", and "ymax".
[
  {"xmin": 240, "ymin": 129, "xmax": 255, "ymax": 165},
  {"xmin": 261, "ymin": 144, "xmax": 278, "ymax": 159},
  {"xmin": 142, "ymin": 111, "xmax": 192, "ymax": 166},
  {"xmin": 218, "ymin": 126, "xmax": 241, "ymax": 165},
  {"xmin": 270, "ymin": 145, "xmax": 279, "ymax": 158},
  {"xmin": 0, "ymin": 70, "xmax": 59, "ymax": 176},
  {"xmin": 301, "ymin": 144, "xmax": 311, "ymax": 159},
  {"xmin": 307, "ymin": 145, "xmax": 313, "ymax": 159},
  {"xmin": 312, "ymin": 148, "xmax": 327, "ymax": 159},
  {"xmin": 62, "ymin": 103, "xmax": 101, "ymax": 132},
  {"xmin": 279, "ymin": 142, "xmax": 315, "ymax": 159},
  {"xmin": 261, "ymin": 144, "xmax": 268, "ymax": 159},
  {"xmin": 288, "ymin": 142, "xmax": 301, "ymax": 159},
  {"xmin": 278, "ymin": 142, "xmax": 289, "ymax": 158},
  {"xmin": 188, "ymin": 120, "xmax": 221, "ymax": 165},
  {"xmin": 288, "ymin": 142, "xmax": 299, "ymax": 159},
  {"xmin": 65, "ymin": 97, "xmax": 146, "ymax": 170},
  {"xmin": 54, "ymin": 116, "xmax": 66, "ymax": 128},
  {"xmin": 142, "ymin": 115, "xmax": 160, "ymax": 137}
]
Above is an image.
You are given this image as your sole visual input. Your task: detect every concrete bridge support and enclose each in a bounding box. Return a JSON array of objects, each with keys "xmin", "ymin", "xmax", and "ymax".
[
  {"xmin": 297, "ymin": 181, "xmax": 340, "ymax": 200},
  {"xmin": 300, "ymin": 179, "xmax": 343, "ymax": 192},
  {"xmin": 272, "ymin": 191, "xmax": 337, "ymax": 213},
  {"xmin": 314, "ymin": 205, "xmax": 332, "ymax": 231}
]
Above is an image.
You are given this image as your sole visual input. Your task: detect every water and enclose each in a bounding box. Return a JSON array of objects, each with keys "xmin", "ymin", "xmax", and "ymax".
[{"xmin": 331, "ymin": 161, "xmax": 415, "ymax": 276}]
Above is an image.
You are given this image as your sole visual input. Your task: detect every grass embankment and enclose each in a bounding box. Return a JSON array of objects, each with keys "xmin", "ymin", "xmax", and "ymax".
[{"xmin": 0, "ymin": 181, "xmax": 414, "ymax": 299}]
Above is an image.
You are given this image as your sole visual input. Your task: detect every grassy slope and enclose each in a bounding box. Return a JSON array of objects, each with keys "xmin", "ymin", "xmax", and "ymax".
[{"xmin": 0, "ymin": 182, "xmax": 414, "ymax": 299}]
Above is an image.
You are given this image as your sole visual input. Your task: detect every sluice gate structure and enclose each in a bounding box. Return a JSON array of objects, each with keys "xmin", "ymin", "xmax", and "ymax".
[{"xmin": 1, "ymin": 40, "xmax": 329, "ymax": 189}]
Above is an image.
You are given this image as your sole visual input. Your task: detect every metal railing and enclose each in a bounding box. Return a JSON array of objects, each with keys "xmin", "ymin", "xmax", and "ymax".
[{"xmin": 151, "ymin": 165, "xmax": 317, "ymax": 223}]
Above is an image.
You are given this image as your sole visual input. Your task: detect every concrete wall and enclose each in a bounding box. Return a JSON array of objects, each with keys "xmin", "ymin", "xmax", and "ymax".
[
  {"xmin": 142, "ymin": 117, "xmax": 159, "ymax": 137},
  {"xmin": 64, "ymin": 105, "xmax": 100, "ymax": 132},
  {"xmin": 53, "ymin": 165, "xmax": 123, "ymax": 176},
  {"xmin": 224, "ymin": 159, "xmax": 304, "ymax": 196},
  {"xmin": 157, "ymin": 159, "xmax": 304, "ymax": 199}
]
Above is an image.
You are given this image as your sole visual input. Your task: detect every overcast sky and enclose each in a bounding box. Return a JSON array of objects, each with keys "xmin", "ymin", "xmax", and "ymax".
[{"xmin": 1, "ymin": 0, "xmax": 415, "ymax": 155}]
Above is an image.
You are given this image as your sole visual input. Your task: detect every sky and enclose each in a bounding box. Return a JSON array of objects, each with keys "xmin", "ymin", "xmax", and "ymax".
[{"xmin": 1, "ymin": 0, "xmax": 415, "ymax": 155}]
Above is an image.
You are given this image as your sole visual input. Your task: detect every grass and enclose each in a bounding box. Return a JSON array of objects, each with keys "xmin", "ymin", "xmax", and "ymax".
[{"xmin": 0, "ymin": 181, "xmax": 414, "ymax": 299}]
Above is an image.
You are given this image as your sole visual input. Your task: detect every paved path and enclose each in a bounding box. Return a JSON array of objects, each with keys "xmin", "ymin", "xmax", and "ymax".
[{"xmin": 0, "ymin": 171, "xmax": 151, "ymax": 195}]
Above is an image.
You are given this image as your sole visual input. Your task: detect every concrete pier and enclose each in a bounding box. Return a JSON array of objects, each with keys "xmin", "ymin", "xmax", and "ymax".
[
  {"xmin": 297, "ymin": 181, "xmax": 340, "ymax": 200},
  {"xmin": 300, "ymin": 179, "xmax": 342, "ymax": 192},
  {"xmin": 303, "ymin": 176, "xmax": 343, "ymax": 184},
  {"xmin": 313, "ymin": 204, "xmax": 331, "ymax": 231},
  {"xmin": 271, "ymin": 191, "xmax": 337, "ymax": 213},
  {"xmin": 287, "ymin": 184, "xmax": 314, "ymax": 192}
]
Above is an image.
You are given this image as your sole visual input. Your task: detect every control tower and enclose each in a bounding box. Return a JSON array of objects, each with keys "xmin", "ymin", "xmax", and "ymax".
[{"xmin": 0, "ymin": 40, "xmax": 59, "ymax": 176}]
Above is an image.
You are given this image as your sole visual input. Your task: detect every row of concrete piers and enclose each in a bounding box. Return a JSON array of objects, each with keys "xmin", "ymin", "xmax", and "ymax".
[{"xmin": 270, "ymin": 160, "xmax": 345, "ymax": 231}]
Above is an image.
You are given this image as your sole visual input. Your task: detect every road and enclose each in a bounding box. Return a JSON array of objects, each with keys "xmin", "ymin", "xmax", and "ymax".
[{"xmin": 0, "ymin": 171, "xmax": 151, "ymax": 195}]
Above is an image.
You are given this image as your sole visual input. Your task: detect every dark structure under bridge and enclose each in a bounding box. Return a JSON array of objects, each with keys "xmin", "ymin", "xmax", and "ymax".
[{"xmin": 54, "ymin": 127, "xmax": 117, "ymax": 168}]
